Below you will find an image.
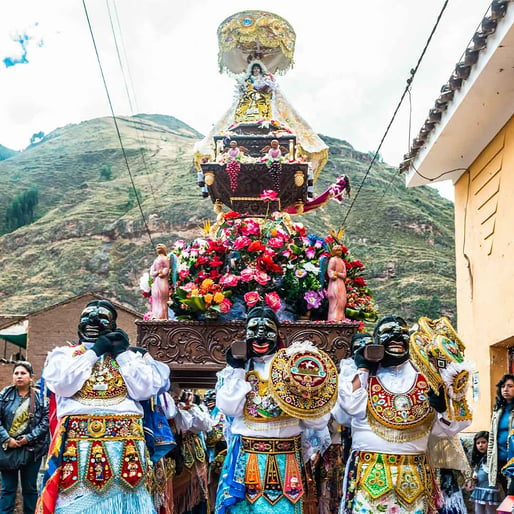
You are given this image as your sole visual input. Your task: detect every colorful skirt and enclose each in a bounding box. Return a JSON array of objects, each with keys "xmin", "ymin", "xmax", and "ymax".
[
  {"xmin": 341, "ymin": 450, "xmax": 442, "ymax": 514},
  {"xmin": 216, "ymin": 435, "xmax": 305, "ymax": 514},
  {"xmin": 39, "ymin": 414, "xmax": 156, "ymax": 514}
]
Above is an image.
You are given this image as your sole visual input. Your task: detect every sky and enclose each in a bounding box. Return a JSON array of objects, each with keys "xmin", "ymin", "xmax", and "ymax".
[{"xmin": 0, "ymin": 1, "xmax": 492, "ymax": 200}]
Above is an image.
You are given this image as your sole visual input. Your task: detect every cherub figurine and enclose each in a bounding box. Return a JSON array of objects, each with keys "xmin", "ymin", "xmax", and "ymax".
[
  {"xmin": 223, "ymin": 140, "xmax": 249, "ymax": 191},
  {"xmin": 261, "ymin": 139, "xmax": 288, "ymax": 192}
]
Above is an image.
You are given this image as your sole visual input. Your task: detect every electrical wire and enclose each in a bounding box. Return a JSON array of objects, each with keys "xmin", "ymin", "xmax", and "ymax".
[
  {"xmin": 105, "ymin": 0, "xmax": 160, "ymax": 207},
  {"xmin": 82, "ymin": 0, "xmax": 156, "ymax": 250},
  {"xmin": 342, "ymin": 0, "xmax": 450, "ymax": 225}
]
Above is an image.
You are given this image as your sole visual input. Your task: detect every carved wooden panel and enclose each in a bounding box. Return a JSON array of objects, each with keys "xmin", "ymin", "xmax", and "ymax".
[
  {"xmin": 201, "ymin": 162, "xmax": 308, "ymax": 215},
  {"xmin": 136, "ymin": 320, "xmax": 357, "ymax": 388}
]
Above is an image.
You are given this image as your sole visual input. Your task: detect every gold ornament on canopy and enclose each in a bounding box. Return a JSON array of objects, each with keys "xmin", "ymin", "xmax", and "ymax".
[
  {"xmin": 217, "ymin": 11, "xmax": 296, "ymax": 75},
  {"xmin": 410, "ymin": 317, "xmax": 473, "ymax": 422}
]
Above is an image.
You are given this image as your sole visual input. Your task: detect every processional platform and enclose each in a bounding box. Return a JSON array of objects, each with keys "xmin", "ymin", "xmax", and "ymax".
[{"xmin": 136, "ymin": 319, "xmax": 358, "ymax": 388}]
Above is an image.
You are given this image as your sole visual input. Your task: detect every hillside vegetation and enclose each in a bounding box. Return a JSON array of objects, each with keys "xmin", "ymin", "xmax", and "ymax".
[{"xmin": 0, "ymin": 114, "xmax": 455, "ymax": 325}]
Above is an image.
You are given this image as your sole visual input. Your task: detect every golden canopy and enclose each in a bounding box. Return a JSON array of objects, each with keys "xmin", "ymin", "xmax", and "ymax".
[{"xmin": 217, "ymin": 10, "xmax": 296, "ymax": 75}]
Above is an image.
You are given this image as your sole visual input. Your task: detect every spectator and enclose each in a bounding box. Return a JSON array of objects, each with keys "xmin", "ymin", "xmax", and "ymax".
[
  {"xmin": 0, "ymin": 361, "xmax": 49, "ymax": 514},
  {"xmin": 487, "ymin": 373, "xmax": 514, "ymax": 495},
  {"xmin": 471, "ymin": 431, "xmax": 501, "ymax": 513}
]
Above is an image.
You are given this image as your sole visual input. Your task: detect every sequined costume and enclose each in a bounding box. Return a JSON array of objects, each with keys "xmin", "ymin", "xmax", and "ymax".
[
  {"xmin": 215, "ymin": 355, "xmax": 330, "ymax": 514},
  {"xmin": 337, "ymin": 361, "xmax": 471, "ymax": 513},
  {"xmin": 39, "ymin": 343, "xmax": 165, "ymax": 514}
]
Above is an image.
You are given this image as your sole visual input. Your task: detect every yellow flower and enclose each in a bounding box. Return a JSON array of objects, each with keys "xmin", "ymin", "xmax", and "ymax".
[
  {"xmin": 191, "ymin": 288, "xmax": 199, "ymax": 296},
  {"xmin": 213, "ymin": 292, "xmax": 225, "ymax": 304},
  {"xmin": 204, "ymin": 293, "xmax": 213, "ymax": 305},
  {"xmin": 201, "ymin": 279, "xmax": 214, "ymax": 289}
]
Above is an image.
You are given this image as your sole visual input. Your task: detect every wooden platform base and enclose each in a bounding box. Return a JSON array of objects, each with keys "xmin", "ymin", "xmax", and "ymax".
[{"xmin": 136, "ymin": 319, "xmax": 358, "ymax": 388}]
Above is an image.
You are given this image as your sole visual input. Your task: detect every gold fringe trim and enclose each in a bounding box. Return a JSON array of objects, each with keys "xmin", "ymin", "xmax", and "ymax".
[{"xmin": 367, "ymin": 409, "xmax": 435, "ymax": 443}]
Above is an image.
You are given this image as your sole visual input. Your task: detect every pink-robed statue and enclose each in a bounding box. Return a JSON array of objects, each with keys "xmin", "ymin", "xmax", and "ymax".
[
  {"xmin": 150, "ymin": 243, "xmax": 170, "ymax": 319},
  {"xmin": 327, "ymin": 244, "xmax": 347, "ymax": 321}
]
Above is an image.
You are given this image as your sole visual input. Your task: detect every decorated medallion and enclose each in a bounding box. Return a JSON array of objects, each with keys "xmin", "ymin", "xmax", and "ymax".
[{"xmin": 269, "ymin": 341, "xmax": 338, "ymax": 419}]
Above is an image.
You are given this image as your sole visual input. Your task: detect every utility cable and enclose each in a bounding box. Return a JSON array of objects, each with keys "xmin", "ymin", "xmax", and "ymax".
[
  {"xmin": 342, "ymin": 0, "xmax": 450, "ymax": 225},
  {"xmin": 105, "ymin": 0, "xmax": 160, "ymax": 207},
  {"xmin": 82, "ymin": 0, "xmax": 156, "ymax": 250}
]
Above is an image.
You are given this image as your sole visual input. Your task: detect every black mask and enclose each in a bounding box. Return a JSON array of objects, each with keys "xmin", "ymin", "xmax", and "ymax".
[
  {"xmin": 78, "ymin": 300, "xmax": 117, "ymax": 343},
  {"xmin": 350, "ymin": 332, "xmax": 373, "ymax": 356},
  {"xmin": 373, "ymin": 315, "xmax": 410, "ymax": 367},
  {"xmin": 245, "ymin": 306, "xmax": 280, "ymax": 358}
]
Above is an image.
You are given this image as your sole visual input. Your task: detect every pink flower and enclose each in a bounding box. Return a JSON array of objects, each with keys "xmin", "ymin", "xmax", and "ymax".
[
  {"xmin": 264, "ymin": 292, "xmax": 281, "ymax": 311},
  {"xmin": 254, "ymin": 270, "xmax": 270, "ymax": 285},
  {"xmin": 233, "ymin": 236, "xmax": 251, "ymax": 249},
  {"xmin": 260, "ymin": 190, "xmax": 278, "ymax": 202},
  {"xmin": 244, "ymin": 291, "xmax": 260, "ymax": 307},
  {"xmin": 240, "ymin": 220, "xmax": 260, "ymax": 236},
  {"xmin": 143, "ymin": 311, "xmax": 153, "ymax": 321},
  {"xmin": 268, "ymin": 237, "xmax": 284, "ymax": 248},
  {"xmin": 219, "ymin": 273, "xmax": 240, "ymax": 287},
  {"xmin": 240, "ymin": 268, "xmax": 255, "ymax": 282},
  {"xmin": 305, "ymin": 247, "xmax": 316, "ymax": 259},
  {"xmin": 219, "ymin": 298, "xmax": 233, "ymax": 313}
]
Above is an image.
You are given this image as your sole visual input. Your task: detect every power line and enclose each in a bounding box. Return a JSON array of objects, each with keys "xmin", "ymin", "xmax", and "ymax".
[
  {"xmin": 105, "ymin": 0, "xmax": 160, "ymax": 207},
  {"xmin": 82, "ymin": 0, "xmax": 156, "ymax": 250},
  {"xmin": 342, "ymin": 0, "xmax": 450, "ymax": 225}
]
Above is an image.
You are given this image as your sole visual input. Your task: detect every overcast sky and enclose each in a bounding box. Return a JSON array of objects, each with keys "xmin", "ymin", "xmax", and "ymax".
[{"xmin": 0, "ymin": 1, "xmax": 491, "ymax": 199}]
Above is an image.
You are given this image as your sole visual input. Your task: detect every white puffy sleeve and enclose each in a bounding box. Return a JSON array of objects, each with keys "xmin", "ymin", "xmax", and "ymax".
[
  {"xmin": 216, "ymin": 366, "xmax": 251, "ymax": 417},
  {"xmin": 43, "ymin": 346, "xmax": 98, "ymax": 397},
  {"xmin": 189, "ymin": 405, "xmax": 213, "ymax": 434},
  {"xmin": 116, "ymin": 351, "xmax": 161, "ymax": 400},
  {"xmin": 337, "ymin": 370, "xmax": 369, "ymax": 416}
]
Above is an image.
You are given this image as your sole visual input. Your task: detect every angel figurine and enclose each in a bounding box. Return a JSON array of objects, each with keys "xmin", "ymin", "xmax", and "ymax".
[
  {"xmin": 223, "ymin": 140, "xmax": 248, "ymax": 191},
  {"xmin": 261, "ymin": 139, "xmax": 288, "ymax": 192}
]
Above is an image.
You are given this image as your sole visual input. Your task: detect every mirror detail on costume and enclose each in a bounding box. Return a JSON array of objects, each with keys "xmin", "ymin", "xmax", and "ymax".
[
  {"xmin": 336, "ymin": 314, "xmax": 472, "ymax": 514},
  {"xmin": 37, "ymin": 300, "xmax": 167, "ymax": 514},
  {"xmin": 215, "ymin": 305, "xmax": 330, "ymax": 513}
]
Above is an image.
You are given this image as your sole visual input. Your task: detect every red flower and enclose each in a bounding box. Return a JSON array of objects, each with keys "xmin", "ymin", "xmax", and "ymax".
[
  {"xmin": 248, "ymin": 240, "xmax": 266, "ymax": 252},
  {"xmin": 224, "ymin": 211, "xmax": 241, "ymax": 220},
  {"xmin": 352, "ymin": 276, "xmax": 367, "ymax": 287}
]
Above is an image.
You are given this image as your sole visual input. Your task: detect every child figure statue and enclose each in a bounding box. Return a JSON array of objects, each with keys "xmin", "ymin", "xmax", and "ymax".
[
  {"xmin": 326, "ymin": 244, "xmax": 347, "ymax": 321},
  {"xmin": 150, "ymin": 243, "xmax": 170, "ymax": 320}
]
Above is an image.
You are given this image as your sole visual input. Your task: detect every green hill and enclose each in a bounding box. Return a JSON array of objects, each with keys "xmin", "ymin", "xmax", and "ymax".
[{"xmin": 0, "ymin": 115, "xmax": 455, "ymax": 325}]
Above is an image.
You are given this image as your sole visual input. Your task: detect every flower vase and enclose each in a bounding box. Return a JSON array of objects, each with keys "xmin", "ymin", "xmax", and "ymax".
[{"xmin": 204, "ymin": 310, "xmax": 219, "ymax": 321}]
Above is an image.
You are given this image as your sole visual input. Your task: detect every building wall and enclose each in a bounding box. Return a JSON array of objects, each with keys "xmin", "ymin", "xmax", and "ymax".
[
  {"xmin": 454, "ymin": 115, "xmax": 514, "ymax": 431},
  {"xmin": 0, "ymin": 294, "xmax": 142, "ymax": 389}
]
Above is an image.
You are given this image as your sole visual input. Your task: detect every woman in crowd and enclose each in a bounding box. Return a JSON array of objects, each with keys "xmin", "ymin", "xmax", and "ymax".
[
  {"xmin": 0, "ymin": 361, "xmax": 49, "ymax": 514},
  {"xmin": 487, "ymin": 373, "xmax": 514, "ymax": 496}
]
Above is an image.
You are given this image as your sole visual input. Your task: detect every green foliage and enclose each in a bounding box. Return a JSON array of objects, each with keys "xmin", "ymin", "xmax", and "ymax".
[
  {"xmin": 412, "ymin": 295, "xmax": 442, "ymax": 320},
  {"xmin": 100, "ymin": 164, "xmax": 113, "ymax": 181},
  {"xmin": 126, "ymin": 187, "xmax": 142, "ymax": 209},
  {"xmin": 4, "ymin": 187, "xmax": 39, "ymax": 232}
]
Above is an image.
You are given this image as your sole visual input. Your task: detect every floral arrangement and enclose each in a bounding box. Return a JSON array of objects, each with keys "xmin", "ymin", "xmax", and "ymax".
[{"xmin": 141, "ymin": 202, "xmax": 377, "ymax": 323}]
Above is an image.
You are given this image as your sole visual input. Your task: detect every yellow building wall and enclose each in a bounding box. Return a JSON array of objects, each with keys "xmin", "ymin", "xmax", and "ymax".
[{"xmin": 454, "ymin": 115, "xmax": 514, "ymax": 431}]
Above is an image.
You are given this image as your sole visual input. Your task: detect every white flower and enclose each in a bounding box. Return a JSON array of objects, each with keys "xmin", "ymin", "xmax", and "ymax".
[
  {"xmin": 302, "ymin": 262, "xmax": 319, "ymax": 274},
  {"xmin": 139, "ymin": 272, "xmax": 151, "ymax": 293}
]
